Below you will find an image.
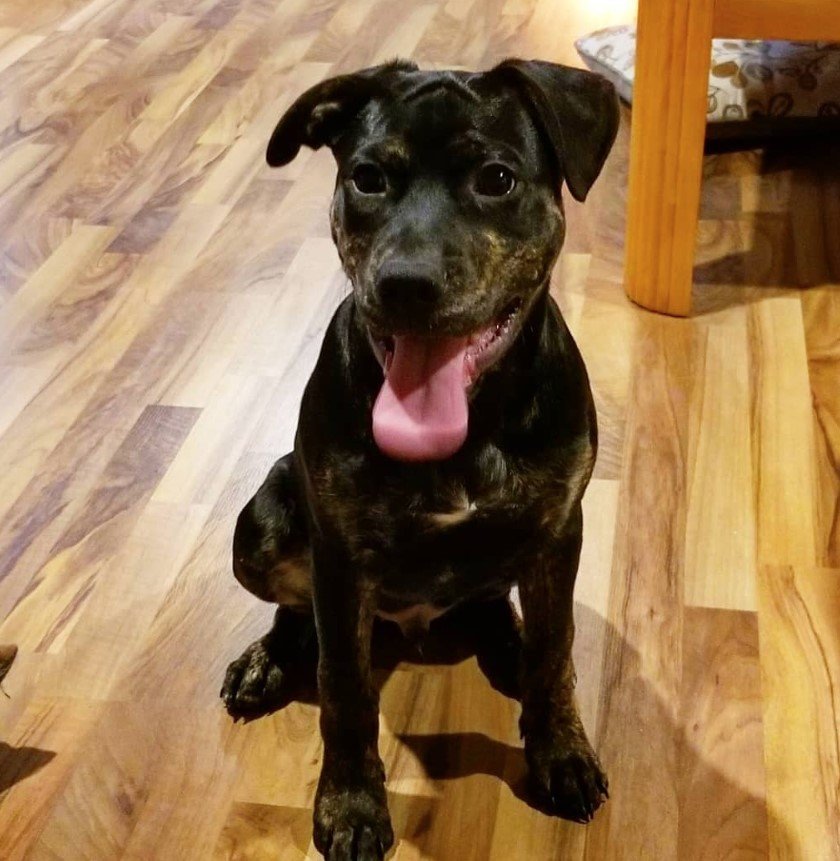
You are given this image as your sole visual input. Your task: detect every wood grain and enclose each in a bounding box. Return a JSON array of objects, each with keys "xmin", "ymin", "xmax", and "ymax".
[
  {"xmin": 678, "ymin": 607, "xmax": 768, "ymax": 858},
  {"xmin": 624, "ymin": 0, "xmax": 715, "ymax": 316},
  {"xmin": 685, "ymin": 306, "xmax": 757, "ymax": 611},
  {"xmin": 0, "ymin": 1, "xmax": 837, "ymax": 859},
  {"xmin": 714, "ymin": 0, "xmax": 840, "ymax": 41},
  {"xmin": 749, "ymin": 297, "xmax": 817, "ymax": 567},
  {"xmin": 584, "ymin": 316, "xmax": 691, "ymax": 861},
  {"xmin": 757, "ymin": 565, "xmax": 840, "ymax": 859},
  {"xmin": 802, "ymin": 287, "xmax": 840, "ymax": 567}
]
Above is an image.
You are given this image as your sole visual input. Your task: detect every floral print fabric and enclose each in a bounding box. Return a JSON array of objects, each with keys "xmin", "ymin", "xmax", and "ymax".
[{"xmin": 575, "ymin": 25, "xmax": 840, "ymax": 122}]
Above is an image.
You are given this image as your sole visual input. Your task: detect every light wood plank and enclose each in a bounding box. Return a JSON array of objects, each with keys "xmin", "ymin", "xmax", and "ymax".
[
  {"xmin": 584, "ymin": 317, "xmax": 691, "ymax": 860},
  {"xmin": 678, "ymin": 607, "xmax": 768, "ymax": 858},
  {"xmin": 685, "ymin": 306, "xmax": 757, "ymax": 610},
  {"xmin": 749, "ymin": 297, "xmax": 818, "ymax": 567},
  {"xmin": 802, "ymin": 287, "xmax": 840, "ymax": 567},
  {"xmin": 757, "ymin": 565, "xmax": 840, "ymax": 859}
]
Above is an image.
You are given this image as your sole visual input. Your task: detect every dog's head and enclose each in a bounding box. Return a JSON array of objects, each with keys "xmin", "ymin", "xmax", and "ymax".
[{"xmin": 268, "ymin": 60, "xmax": 618, "ymax": 461}]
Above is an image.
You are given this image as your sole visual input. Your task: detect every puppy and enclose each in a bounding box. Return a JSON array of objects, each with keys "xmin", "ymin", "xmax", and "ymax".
[{"xmin": 222, "ymin": 58, "xmax": 618, "ymax": 861}]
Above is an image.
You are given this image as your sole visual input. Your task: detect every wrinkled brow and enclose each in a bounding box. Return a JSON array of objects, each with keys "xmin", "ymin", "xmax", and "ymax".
[{"xmin": 401, "ymin": 73, "xmax": 479, "ymax": 104}]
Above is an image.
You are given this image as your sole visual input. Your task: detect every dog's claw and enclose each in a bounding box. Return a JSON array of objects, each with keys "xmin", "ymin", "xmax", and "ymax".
[
  {"xmin": 314, "ymin": 781, "xmax": 393, "ymax": 861},
  {"xmin": 325, "ymin": 825, "xmax": 384, "ymax": 861},
  {"xmin": 597, "ymin": 772, "xmax": 610, "ymax": 799},
  {"xmin": 355, "ymin": 826, "xmax": 385, "ymax": 860},
  {"xmin": 526, "ymin": 731, "xmax": 608, "ymax": 824},
  {"xmin": 322, "ymin": 822, "xmax": 391, "ymax": 861}
]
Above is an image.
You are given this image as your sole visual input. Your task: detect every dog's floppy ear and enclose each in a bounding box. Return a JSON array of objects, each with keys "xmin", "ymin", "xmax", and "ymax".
[
  {"xmin": 493, "ymin": 59, "xmax": 619, "ymax": 202},
  {"xmin": 267, "ymin": 60, "xmax": 418, "ymax": 167}
]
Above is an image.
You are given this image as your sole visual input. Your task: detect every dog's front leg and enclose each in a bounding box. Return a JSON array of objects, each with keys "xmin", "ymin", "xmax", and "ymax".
[
  {"xmin": 518, "ymin": 503, "xmax": 609, "ymax": 823},
  {"xmin": 311, "ymin": 540, "xmax": 392, "ymax": 861}
]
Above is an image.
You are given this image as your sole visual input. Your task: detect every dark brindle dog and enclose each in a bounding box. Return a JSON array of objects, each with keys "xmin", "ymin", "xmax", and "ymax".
[{"xmin": 222, "ymin": 58, "xmax": 618, "ymax": 860}]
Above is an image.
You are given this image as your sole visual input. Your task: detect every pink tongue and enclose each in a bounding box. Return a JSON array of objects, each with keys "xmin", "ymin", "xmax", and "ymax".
[{"xmin": 372, "ymin": 335, "xmax": 469, "ymax": 461}]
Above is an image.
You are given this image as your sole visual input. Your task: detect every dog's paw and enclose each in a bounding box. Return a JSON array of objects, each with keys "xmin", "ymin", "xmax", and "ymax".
[
  {"xmin": 313, "ymin": 780, "xmax": 393, "ymax": 861},
  {"xmin": 220, "ymin": 640, "xmax": 286, "ymax": 717},
  {"xmin": 525, "ymin": 729, "xmax": 608, "ymax": 823}
]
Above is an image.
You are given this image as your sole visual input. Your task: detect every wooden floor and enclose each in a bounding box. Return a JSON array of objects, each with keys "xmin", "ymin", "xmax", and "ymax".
[{"xmin": 0, "ymin": 0, "xmax": 838, "ymax": 858}]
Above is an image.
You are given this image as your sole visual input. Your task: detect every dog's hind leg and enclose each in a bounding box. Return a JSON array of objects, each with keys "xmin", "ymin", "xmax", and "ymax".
[
  {"xmin": 221, "ymin": 453, "xmax": 316, "ymax": 716},
  {"xmin": 221, "ymin": 604, "xmax": 316, "ymax": 715},
  {"xmin": 470, "ymin": 595, "xmax": 523, "ymax": 700}
]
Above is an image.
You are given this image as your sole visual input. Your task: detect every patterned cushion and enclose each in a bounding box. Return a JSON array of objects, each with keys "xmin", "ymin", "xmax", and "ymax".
[{"xmin": 575, "ymin": 25, "xmax": 840, "ymax": 123}]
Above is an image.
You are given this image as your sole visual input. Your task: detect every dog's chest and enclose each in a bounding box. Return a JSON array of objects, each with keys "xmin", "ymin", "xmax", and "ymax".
[{"xmin": 372, "ymin": 478, "xmax": 517, "ymax": 636}]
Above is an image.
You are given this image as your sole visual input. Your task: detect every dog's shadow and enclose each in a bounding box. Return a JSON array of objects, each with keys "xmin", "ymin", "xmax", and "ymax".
[
  {"xmin": 236, "ymin": 598, "xmax": 783, "ymax": 854},
  {"xmin": 0, "ymin": 743, "xmax": 56, "ymax": 794},
  {"xmin": 238, "ymin": 597, "xmax": 523, "ymax": 715}
]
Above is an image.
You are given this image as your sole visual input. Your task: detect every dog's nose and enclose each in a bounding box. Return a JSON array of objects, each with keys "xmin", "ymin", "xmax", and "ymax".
[{"xmin": 375, "ymin": 262, "xmax": 442, "ymax": 315}]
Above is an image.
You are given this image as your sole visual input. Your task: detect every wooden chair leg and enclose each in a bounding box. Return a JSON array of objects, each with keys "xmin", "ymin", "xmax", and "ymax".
[{"xmin": 624, "ymin": 0, "xmax": 715, "ymax": 316}]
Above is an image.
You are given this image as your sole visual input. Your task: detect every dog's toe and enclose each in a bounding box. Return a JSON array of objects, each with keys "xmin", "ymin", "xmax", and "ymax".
[
  {"xmin": 221, "ymin": 640, "xmax": 286, "ymax": 716},
  {"xmin": 325, "ymin": 824, "xmax": 385, "ymax": 861},
  {"xmin": 526, "ymin": 731, "xmax": 608, "ymax": 823},
  {"xmin": 354, "ymin": 826, "xmax": 386, "ymax": 861},
  {"xmin": 314, "ymin": 780, "xmax": 393, "ymax": 861},
  {"xmin": 548, "ymin": 752, "xmax": 607, "ymax": 822}
]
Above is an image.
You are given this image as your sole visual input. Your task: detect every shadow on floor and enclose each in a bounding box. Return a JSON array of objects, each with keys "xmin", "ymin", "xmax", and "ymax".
[
  {"xmin": 224, "ymin": 599, "xmax": 794, "ymax": 856},
  {"xmin": 227, "ymin": 597, "xmax": 522, "ymax": 719},
  {"xmin": 691, "ymin": 140, "xmax": 840, "ymax": 315},
  {"xmin": 0, "ymin": 742, "xmax": 56, "ymax": 794}
]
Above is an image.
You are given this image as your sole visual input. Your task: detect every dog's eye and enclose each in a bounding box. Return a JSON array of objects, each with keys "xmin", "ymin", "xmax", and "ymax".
[
  {"xmin": 475, "ymin": 164, "xmax": 516, "ymax": 197},
  {"xmin": 351, "ymin": 163, "xmax": 386, "ymax": 195}
]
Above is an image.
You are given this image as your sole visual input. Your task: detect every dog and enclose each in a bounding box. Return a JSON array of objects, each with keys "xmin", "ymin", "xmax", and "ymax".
[{"xmin": 221, "ymin": 58, "xmax": 619, "ymax": 861}]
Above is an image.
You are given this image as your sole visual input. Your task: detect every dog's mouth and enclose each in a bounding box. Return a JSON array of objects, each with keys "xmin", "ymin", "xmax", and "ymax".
[{"xmin": 368, "ymin": 299, "xmax": 523, "ymax": 462}]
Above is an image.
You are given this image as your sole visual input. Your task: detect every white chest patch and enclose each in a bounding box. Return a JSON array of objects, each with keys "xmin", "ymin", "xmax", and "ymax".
[
  {"xmin": 376, "ymin": 603, "xmax": 449, "ymax": 638},
  {"xmin": 429, "ymin": 490, "xmax": 478, "ymax": 526}
]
